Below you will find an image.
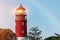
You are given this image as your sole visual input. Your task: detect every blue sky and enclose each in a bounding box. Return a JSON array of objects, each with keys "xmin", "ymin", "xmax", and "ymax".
[{"xmin": 0, "ymin": 0, "xmax": 60, "ymax": 39}]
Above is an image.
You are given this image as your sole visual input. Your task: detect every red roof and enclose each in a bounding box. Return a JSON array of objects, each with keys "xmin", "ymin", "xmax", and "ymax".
[{"xmin": 16, "ymin": 5, "xmax": 26, "ymax": 10}]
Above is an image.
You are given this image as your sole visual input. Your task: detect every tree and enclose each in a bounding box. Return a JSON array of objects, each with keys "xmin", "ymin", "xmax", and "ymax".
[
  {"xmin": 44, "ymin": 36, "xmax": 52, "ymax": 40},
  {"xmin": 0, "ymin": 28, "xmax": 16, "ymax": 40},
  {"xmin": 44, "ymin": 36, "xmax": 60, "ymax": 40},
  {"xmin": 28, "ymin": 27, "xmax": 42, "ymax": 40},
  {"xmin": 54, "ymin": 33, "xmax": 60, "ymax": 37}
]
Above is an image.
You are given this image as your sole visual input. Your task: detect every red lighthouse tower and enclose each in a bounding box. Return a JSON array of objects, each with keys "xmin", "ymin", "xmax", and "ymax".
[{"xmin": 15, "ymin": 5, "xmax": 27, "ymax": 40}]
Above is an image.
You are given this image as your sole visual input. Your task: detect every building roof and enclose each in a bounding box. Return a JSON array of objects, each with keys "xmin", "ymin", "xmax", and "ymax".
[{"xmin": 16, "ymin": 4, "xmax": 26, "ymax": 10}]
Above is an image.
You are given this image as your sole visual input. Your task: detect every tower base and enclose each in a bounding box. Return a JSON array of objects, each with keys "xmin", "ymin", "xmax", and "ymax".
[{"xmin": 17, "ymin": 37, "xmax": 27, "ymax": 40}]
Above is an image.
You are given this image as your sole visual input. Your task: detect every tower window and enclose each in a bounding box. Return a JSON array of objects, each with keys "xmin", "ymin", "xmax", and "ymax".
[
  {"xmin": 22, "ymin": 30, "xmax": 24, "ymax": 33},
  {"xmin": 21, "ymin": 22, "xmax": 24, "ymax": 25}
]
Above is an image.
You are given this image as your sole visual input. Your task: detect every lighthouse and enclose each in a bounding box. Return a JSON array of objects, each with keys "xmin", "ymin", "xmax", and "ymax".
[{"xmin": 15, "ymin": 5, "xmax": 27, "ymax": 40}]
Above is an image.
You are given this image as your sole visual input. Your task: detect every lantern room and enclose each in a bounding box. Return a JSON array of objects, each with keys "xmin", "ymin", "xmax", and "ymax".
[{"xmin": 16, "ymin": 5, "xmax": 26, "ymax": 15}]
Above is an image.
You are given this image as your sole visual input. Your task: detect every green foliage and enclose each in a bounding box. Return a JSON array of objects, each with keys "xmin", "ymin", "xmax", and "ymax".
[
  {"xmin": 54, "ymin": 33, "xmax": 60, "ymax": 37},
  {"xmin": 28, "ymin": 27, "xmax": 42, "ymax": 40},
  {"xmin": 44, "ymin": 36, "xmax": 60, "ymax": 40}
]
